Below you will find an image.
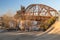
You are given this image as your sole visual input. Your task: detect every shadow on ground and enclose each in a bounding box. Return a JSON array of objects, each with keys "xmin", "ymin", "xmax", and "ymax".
[{"xmin": 35, "ymin": 34, "xmax": 60, "ymax": 40}]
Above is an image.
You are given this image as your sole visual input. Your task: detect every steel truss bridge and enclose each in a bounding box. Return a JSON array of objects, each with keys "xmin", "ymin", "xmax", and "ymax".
[{"xmin": 15, "ymin": 4, "xmax": 58, "ymax": 21}]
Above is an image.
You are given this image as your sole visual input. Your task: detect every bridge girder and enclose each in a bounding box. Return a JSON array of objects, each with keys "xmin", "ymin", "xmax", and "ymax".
[
  {"xmin": 25, "ymin": 4, "xmax": 58, "ymax": 17},
  {"xmin": 15, "ymin": 4, "xmax": 58, "ymax": 21}
]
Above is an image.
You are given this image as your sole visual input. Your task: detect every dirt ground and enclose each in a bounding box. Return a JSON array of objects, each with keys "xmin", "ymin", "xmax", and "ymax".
[{"xmin": 0, "ymin": 31, "xmax": 43, "ymax": 40}]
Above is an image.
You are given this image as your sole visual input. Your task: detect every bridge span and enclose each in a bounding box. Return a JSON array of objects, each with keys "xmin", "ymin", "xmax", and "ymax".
[{"xmin": 15, "ymin": 4, "xmax": 58, "ymax": 21}]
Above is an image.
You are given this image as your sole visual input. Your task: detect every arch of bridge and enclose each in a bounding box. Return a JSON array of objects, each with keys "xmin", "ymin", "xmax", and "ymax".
[{"xmin": 25, "ymin": 4, "xmax": 58, "ymax": 17}]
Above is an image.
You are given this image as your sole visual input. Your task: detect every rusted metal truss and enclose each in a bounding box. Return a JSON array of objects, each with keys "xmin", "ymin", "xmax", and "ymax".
[
  {"xmin": 15, "ymin": 4, "xmax": 58, "ymax": 21},
  {"xmin": 25, "ymin": 4, "xmax": 58, "ymax": 17}
]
